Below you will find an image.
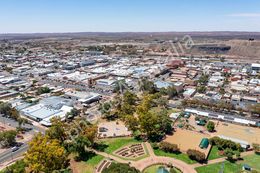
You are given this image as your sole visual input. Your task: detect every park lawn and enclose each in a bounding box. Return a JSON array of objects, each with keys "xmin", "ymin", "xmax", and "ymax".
[
  {"xmin": 143, "ymin": 165, "xmax": 162, "ymax": 173},
  {"xmin": 154, "ymin": 148, "xmax": 197, "ymax": 164},
  {"xmin": 196, "ymin": 154, "xmax": 260, "ymax": 173},
  {"xmin": 207, "ymin": 146, "xmax": 223, "ymax": 160},
  {"xmin": 100, "ymin": 137, "xmax": 140, "ymax": 154},
  {"xmin": 196, "ymin": 161, "xmax": 241, "ymax": 173},
  {"xmin": 72, "ymin": 155, "xmax": 104, "ymax": 173},
  {"xmin": 241, "ymin": 154, "xmax": 260, "ymax": 170}
]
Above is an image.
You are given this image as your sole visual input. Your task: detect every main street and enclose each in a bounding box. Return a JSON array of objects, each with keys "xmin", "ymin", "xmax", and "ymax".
[{"xmin": 0, "ymin": 115, "xmax": 45, "ymax": 164}]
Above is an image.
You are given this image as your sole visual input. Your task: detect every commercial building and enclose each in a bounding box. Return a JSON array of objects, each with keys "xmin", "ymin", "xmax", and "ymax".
[{"xmin": 64, "ymin": 91, "xmax": 101, "ymax": 104}]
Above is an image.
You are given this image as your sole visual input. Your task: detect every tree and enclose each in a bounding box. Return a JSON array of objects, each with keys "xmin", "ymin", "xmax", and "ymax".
[
  {"xmin": 138, "ymin": 78, "xmax": 156, "ymax": 94},
  {"xmin": 69, "ymin": 136, "xmax": 91, "ymax": 160},
  {"xmin": 198, "ymin": 74, "xmax": 209, "ymax": 85},
  {"xmin": 46, "ymin": 117, "xmax": 67, "ymax": 144},
  {"xmin": 206, "ymin": 121, "xmax": 215, "ymax": 132},
  {"xmin": 187, "ymin": 149, "xmax": 206, "ymax": 162},
  {"xmin": 24, "ymin": 133, "xmax": 68, "ymax": 173},
  {"xmin": 0, "ymin": 130, "xmax": 17, "ymax": 148},
  {"xmin": 102, "ymin": 163, "xmax": 140, "ymax": 173},
  {"xmin": 159, "ymin": 142, "xmax": 180, "ymax": 153},
  {"xmin": 196, "ymin": 86, "xmax": 207, "ymax": 93},
  {"xmin": 124, "ymin": 115, "xmax": 139, "ymax": 132},
  {"xmin": 252, "ymin": 143, "xmax": 260, "ymax": 154},
  {"xmin": 167, "ymin": 86, "xmax": 178, "ymax": 99},
  {"xmin": 156, "ymin": 97, "xmax": 168, "ymax": 108},
  {"xmin": 1, "ymin": 160, "xmax": 26, "ymax": 173},
  {"xmin": 66, "ymin": 108, "xmax": 80, "ymax": 118},
  {"xmin": 36, "ymin": 87, "xmax": 51, "ymax": 95},
  {"xmin": 0, "ymin": 102, "xmax": 12, "ymax": 115},
  {"xmin": 224, "ymin": 148, "xmax": 234, "ymax": 161},
  {"xmin": 139, "ymin": 109, "xmax": 172, "ymax": 142}
]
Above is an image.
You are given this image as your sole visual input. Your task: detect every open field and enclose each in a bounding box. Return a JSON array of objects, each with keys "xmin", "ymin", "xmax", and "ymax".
[
  {"xmin": 164, "ymin": 129, "xmax": 211, "ymax": 156},
  {"xmin": 213, "ymin": 121, "xmax": 260, "ymax": 145},
  {"xmin": 196, "ymin": 154, "xmax": 260, "ymax": 173}
]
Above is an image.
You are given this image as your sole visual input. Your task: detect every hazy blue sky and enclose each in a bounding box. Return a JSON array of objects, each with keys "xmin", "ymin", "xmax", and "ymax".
[{"xmin": 1, "ymin": 0, "xmax": 260, "ymax": 33}]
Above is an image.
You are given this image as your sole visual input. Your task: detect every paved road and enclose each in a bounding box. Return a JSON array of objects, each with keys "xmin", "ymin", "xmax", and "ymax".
[
  {"xmin": 0, "ymin": 115, "xmax": 45, "ymax": 164},
  {"xmin": 0, "ymin": 144, "xmax": 28, "ymax": 164}
]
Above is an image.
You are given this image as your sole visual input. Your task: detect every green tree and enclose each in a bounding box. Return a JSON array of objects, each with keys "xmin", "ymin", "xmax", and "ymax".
[
  {"xmin": 198, "ymin": 74, "xmax": 209, "ymax": 85},
  {"xmin": 24, "ymin": 133, "xmax": 68, "ymax": 173},
  {"xmin": 206, "ymin": 121, "xmax": 215, "ymax": 132},
  {"xmin": 138, "ymin": 78, "xmax": 156, "ymax": 94},
  {"xmin": 46, "ymin": 117, "xmax": 67, "ymax": 144},
  {"xmin": 0, "ymin": 130, "xmax": 17, "ymax": 147},
  {"xmin": 36, "ymin": 87, "xmax": 51, "ymax": 95},
  {"xmin": 1, "ymin": 160, "xmax": 26, "ymax": 173},
  {"xmin": 0, "ymin": 102, "xmax": 11, "ymax": 115},
  {"xmin": 167, "ymin": 86, "xmax": 178, "ymax": 99},
  {"xmin": 196, "ymin": 86, "xmax": 207, "ymax": 93}
]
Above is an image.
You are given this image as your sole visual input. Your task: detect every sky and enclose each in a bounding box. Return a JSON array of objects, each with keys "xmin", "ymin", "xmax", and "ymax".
[{"xmin": 0, "ymin": 0, "xmax": 260, "ymax": 33}]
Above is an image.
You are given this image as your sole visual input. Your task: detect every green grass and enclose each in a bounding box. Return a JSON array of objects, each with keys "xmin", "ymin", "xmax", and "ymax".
[
  {"xmin": 143, "ymin": 165, "xmax": 163, "ymax": 173},
  {"xmin": 72, "ymin": 154, "xmax": 104, "ymax": 173},
  {"xmin": 85, "ymin": 155, "xmax": 104, "ymax": 173},
  {"xmin": 154, "ymin": 149, "xmax": 197, "ymax": 164},
  {"xmin": 208, "ymin": 146, "xmax": 223, "ymax": 160},
  {"xmin": 196, "ymin": 154, "xmax": 260, "ymax": 173},
  {"xmin": 143, "ymin": 164, "xmax": 182, "ymax": 173},
  {"xmin": 100, "ymin": 137, "xmax": 140, "ymax": 154},
  {"xmin": 196, "ymin": 161, "xmax": 241, "ymax": 173}
]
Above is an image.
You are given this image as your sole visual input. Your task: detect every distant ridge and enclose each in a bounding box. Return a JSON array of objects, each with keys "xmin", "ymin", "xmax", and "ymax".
[{"xmin": 1, "ymin": 31, "xmax": 260, "ymax": 40}]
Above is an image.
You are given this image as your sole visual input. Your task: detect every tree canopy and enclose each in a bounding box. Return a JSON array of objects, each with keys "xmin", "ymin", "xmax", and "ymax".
[{"xmin": 24, "ymin": 133, "xmax": 68, "ymax": 173}]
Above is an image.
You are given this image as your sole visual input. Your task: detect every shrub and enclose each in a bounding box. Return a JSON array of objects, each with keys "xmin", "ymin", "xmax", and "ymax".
[
  {"xmin": 206, "ymin": 121, "xmax": 215, "ymax": 132},
  {"xmin": 159, "ymin": 142, "xmax": 180, "ymax": 153},
  {"xmin": 253, "ymin": 143, "xmax": 260, "ymax": 154},
  {"xmin": 102, "ymin": 163, "xmax": 140, "ymax": 173},
  {"xmin": 209, "ymin": 137, "xmax": 242, "ymax": 151},
  {"xmin": 187, "ymin": 149, "xmax": 206, "ymax": 162}
]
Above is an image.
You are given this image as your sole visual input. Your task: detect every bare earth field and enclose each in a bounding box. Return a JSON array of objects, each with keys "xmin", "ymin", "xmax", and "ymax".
[
  {"xmin": 164, "ymin": 129, "xmax": 211, "ymax": 156},
  {"xmin": 213, "ymin": 121, "xmax": 260, "ymax": 145}
]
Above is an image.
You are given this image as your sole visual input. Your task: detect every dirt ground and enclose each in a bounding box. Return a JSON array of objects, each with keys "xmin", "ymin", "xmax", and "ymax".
[
  {"xmin": 213, "ymin": 121, "xmax": 260, "ymax": 145},
  {"xmin": 164, "ymin": 129, "xmax": 211, "ymax": 156},
  {"xmin": 0, "ymin": 122, "xmax": 14, "ymax": 132}
]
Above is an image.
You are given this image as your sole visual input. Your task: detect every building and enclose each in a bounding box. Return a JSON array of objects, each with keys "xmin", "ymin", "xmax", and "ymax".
[
  {"xmin": 183, "ymin": 88, "xmax": 196, "ymax": 98},
  {"xmin": 20, "ymin": 96, "xmax": 73, "ymax": 126},
  {"xmin": 251, "ymin": 63, "xmax": 260, "ymax": 72},
  {"xmin": 64, "ymin": 91, "xmax": 101, "ymax": 104},
  {"xmin": 96, "ymin": 79, "xmax": 116, "ymax": 87}
]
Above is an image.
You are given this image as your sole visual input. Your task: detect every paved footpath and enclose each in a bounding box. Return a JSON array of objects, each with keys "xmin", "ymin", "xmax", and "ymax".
[{"xmin": 92, "ymin": 142, "xmax": 197, "ymax": 173}]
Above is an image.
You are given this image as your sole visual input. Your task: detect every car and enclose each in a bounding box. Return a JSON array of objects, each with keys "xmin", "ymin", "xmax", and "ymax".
[{"xmin": 11, "ymin": 146, "xmax": 19, "ymax": 152}]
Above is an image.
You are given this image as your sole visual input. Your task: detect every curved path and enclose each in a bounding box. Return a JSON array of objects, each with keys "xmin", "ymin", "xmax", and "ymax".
[
  {"xmin": 92, "ymin": 142, "xmax": 197, "ymax": 173},
  {"xmin": 132, "ymin": 156, "xmax": 197, "ymax": 173}
]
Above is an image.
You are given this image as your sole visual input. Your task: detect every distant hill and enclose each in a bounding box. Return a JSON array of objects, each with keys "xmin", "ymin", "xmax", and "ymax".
[{"xmin": 1, "ymin": 31, "xmax": 260, "ymax": 40}]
